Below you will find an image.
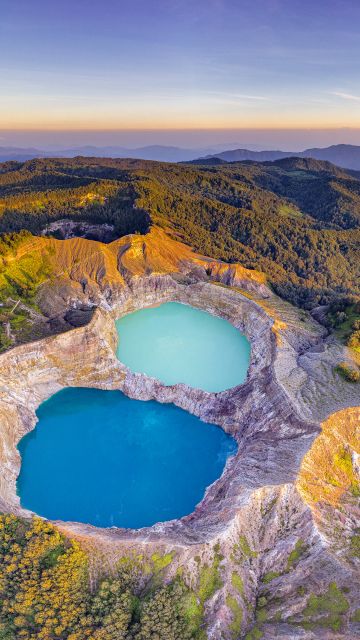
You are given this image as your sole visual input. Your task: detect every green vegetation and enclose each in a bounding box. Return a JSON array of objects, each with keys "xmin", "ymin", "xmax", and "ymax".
[
  {"xmin": 0, "ymin": 230, "xmax": 57, "ymax": 351},
  {"xmin": 244, "ymin": 626, "xmax": 263, "ymax": 640},
  {"xmin": 302, "ymin": 581, "xmax": 349, "ymax": 632},
  {"xmin": 350, "ymin": 534, "xmax": 360, "ymax": 558},
  {"xmin": 335, "ymin": 362, "xmax": 360, "ymax": 383},
  {"xmin": 0, "ymin": 156, "xmax": 359, "ymax": 312},
  {"xmin": 226, "ymin": 595, "xmax": 243, "ymax": 638},
  {"xmin": 352, "ymin": 609, "xmax": 360, "ymax": 623},
  {"xmin": 261, "ymin": 571, "xmax": 280, "ymax": 584},
  {"xmin": 197, "ymin": 549, "xmax": 223, "ymax": 605},
  {"xmin": 286, "ymin": 539, "xmax": 307, "ymax": 571},
  {"xmin": 327, "ymin": 300, "xmax": 360, "ymax": 352},
  {"xmin": 231, "ymin": 572, "xmax": 244, "ymax": 595},
  {"xmin": 181, "ymin": 592, "xmax": 206, "ymax": 640},
  {"xmin": 232, "ymin": 535, "xmax": 258, "ymax": 565},
  {"xmin": 150, "ymin": 551, "xmax": 174, "ymax": 573},
  {"xmin": 239, "ymin": 535, "xmax": 257, "ymax": 559},
  {"xmin": 0, "ymin": 514, "xmax": 204, "ymax": 640}
]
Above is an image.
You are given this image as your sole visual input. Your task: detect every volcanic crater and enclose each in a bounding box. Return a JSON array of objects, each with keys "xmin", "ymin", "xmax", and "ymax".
[{"xmin": 0, "ymin": 227, "xmax": 359, "ymax": 638}]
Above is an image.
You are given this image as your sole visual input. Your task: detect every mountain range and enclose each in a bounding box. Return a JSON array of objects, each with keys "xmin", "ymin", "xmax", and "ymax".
[
  {"xmin": 192, "ymin": 144, "xmax": 360, "ymax": 170},
  {"xmin": 2, "ymin": 142, "xmax": 360, "ymax": 169},
  {"xmin": 0, "ymin": 143, "xmax": 244, "ymax": 163}
]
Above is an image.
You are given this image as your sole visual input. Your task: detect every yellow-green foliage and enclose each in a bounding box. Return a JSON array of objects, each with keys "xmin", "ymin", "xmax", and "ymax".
[
  {"xmin": 329, "ymin": 302, "xmax": 360, "ymax": 352},
  {"xmin": 130, "ymin": 580, "xmax": 198, "ymax": 640},
  {"xmin": 232, "ymin": 535, "xmax": 257, "ymax": 564},
  {"xmin": 239, "ymin": 535, "xmax": 257, "ymax": 558},
  {"xmin": 198, "ymin": 548, "xmax": 223, "ymax": 605},
  {"xmin": 286, "ymin": 539, "xmax": 307, "ymax": 571},
  {"xmin": 231, "ymin": 572, "xmax": 244, "ymax": 595},
  {"xmin": 0, "ymin": 515, "xmax": 90, "ymax": 640},
  {"xmin": 333, "ymin": 448, "xmax": 360, "ymax": 497},
  {"xmin": 0, "ymin": 515, "xmax": 203, "ymax": 640},
  {"xmin": 350, "ymin": 534, "xmax": 360, "ymax": 558},
  {"xmin": 262, "ymin": 571, "xmax": 280, "ymax": 584},
  {"xmin": 297, "ymin": 406, "xmax": 359, "ymax": 509},
  {"xmin": 151, "ymin": 551, "xmax": 174, "ymax": 573},
  {"xmin": 0, "ymin": 242, "xmax": 52, "ymax": 303},
  {"xmin": 182, "ymin": 592, "xmax": 206, "ymax": 640},
  {"xmin": 352, "ymin": 608, "xmax": 360, "ymax": 623},
  {"xmin": 302, "ymin": 582, "xmax": 349, "ymax": 632},
  {"xmin": 245, "ymin": 626, "xmax": 263, "ymax": 640},
  {"xmin": 335, "ymin": 362, "xmax": 360, "ymax": 383},
  {"xmin": 226, "ymin": 594, "xmax": 243, "ymax": 638}
]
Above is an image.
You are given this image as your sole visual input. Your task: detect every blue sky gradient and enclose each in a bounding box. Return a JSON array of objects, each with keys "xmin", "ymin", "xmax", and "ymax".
[{"xmin": 1, "ymin": 0, "xmax": 360, "ymax": 142}]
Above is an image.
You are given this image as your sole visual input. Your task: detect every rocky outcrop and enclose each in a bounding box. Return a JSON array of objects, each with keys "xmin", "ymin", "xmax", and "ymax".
[
  {"xmin": 41, "ymin": 219, "xmax": 117, "ymax": 243},
  {"xmin": 0, "ymin": 227, "xmax": 359, "ymax": 638}
]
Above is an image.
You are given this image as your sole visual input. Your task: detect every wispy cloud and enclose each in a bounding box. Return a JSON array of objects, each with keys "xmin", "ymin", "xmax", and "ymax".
[
  {"xmin": 208, "ymin": 91, "xmax": 271, "ymax": 102},
  {"xmin": 332, "ymin": 91, "xmax": 360, "ymax": 102}
]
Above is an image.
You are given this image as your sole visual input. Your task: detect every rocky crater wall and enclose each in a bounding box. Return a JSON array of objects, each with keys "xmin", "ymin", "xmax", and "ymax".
[
  {"xmin": 0, "ymin": 264, "xmax": 359, "ymax": 638},
  {"xmin": 0, "ymin": 276, "xmax": 321, "ymax": 542}
]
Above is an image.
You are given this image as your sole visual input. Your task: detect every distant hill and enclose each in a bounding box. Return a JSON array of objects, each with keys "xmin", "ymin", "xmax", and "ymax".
[
  {"xmin": 0, "ymin": 147, "xmax": 46, "ymax": 162},
  {"xmin": 0, "ymin": 143, "xmax": 244, "ymax": 163},
  {"xmin": 191, "ymin": 144, "xmax": 360, "ymax": 170},
  {"xmin": 3, "ymin": 142, "xmax": 360, "ymax": 169}
]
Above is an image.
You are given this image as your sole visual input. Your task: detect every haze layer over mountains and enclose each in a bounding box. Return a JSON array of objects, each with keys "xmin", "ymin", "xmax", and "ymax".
[{"xmin": 2, "ymin": 143, "xmax": 360, "ymax": 170}]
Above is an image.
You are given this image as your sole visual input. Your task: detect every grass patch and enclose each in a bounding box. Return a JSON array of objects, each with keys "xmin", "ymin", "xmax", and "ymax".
[
  {"xmin": 245, "ymin": 626, "xmax": 263, "ymax": 639},
  {"xmin": 332, "ymin": 448, "xmax": 360, "ymax": 497},
  {"xmin": 286, "ymin": 539, "xmax": 307, "ymax": 571},
  {"xmin": 232, "ymin": 535, "xmax": 258, "ymax": 563},
  {"xmin": 226, "ymin": 595, "xmax": 243, "ymax": 638},
  {"xmin": 351, "ymin": 609, "xmax": 360, "ymax": 623},
  {"xmin": 302, "ymin": 581, "xmax": 349, "ymax": 632},
  {"xmin": 262, "ymin": 571, "xmax": 280, "ymax": 584},
  {"xmin": 182, "ymin": 591, "xmax": 206, "ymax": 639},
  {"xmin": 231, "ymin": 572, "xmax": 244, "ymax": 595},
  {"xmin": 350, "ymin": 534, "xmax": 360, "ymax": 558},
  {"xmin": 334, "ymin": 362, "xmax": 360, "ymax": 383},
  {"xmin": 198, "ymin": 552, "xmax": 223, "ymax": 604},
  {"xmin": 329, "ymin": 303, "xmax": 360, "ymax": 346},
  {"xmin": 278, "ymin": 203, "xmax": 302, "ymax": 218},
  {"xmin": 151, "ymin": 551, "xmax": 174, "ymax": 573}
]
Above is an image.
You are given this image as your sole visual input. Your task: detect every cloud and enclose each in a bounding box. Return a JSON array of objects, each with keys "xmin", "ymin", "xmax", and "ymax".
[
  {"xmin": 332, "ymin": 91, "xmax": 360, "ymax": 102},
  {"xmin": 208, "ymin": 91, "xmax": 271, "ymax": 102}
]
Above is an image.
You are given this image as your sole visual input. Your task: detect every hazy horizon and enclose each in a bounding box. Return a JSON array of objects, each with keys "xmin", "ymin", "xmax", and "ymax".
[{"xmin": 2, "ymin": 128, "xmax": 360, "ymax": 152}]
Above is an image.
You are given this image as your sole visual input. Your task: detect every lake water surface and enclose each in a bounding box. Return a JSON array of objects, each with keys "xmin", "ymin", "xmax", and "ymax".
[
  {"xmin": 17, "ymin": 388, "xmax": 237, "ymax": 528},
  {"xmin": 116, "ymin": 302, "xmax": 250, "ymax": 392}
]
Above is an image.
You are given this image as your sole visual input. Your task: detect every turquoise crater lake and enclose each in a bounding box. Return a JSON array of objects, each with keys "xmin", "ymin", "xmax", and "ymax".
[
  {"xmin": 116, "ymin": 302, "xmax": 251, "ymax": 392},
  {"xmin": 17, "ymin": 388, "xmax": 237, "ymax": 529}
]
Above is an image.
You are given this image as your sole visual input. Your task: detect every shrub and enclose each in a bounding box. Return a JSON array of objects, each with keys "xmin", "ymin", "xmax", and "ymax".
[{"xmin": 335, "ymin": 362, "xmax": 360, "ymax": 383}]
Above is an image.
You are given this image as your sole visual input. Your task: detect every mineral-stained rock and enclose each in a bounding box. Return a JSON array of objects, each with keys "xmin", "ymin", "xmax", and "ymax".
[{"xmin": 0, "ymin": 227, "xmax": 359, "ymax": 639}]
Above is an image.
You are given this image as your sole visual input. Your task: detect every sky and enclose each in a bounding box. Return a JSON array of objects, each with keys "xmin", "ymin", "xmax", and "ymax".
[{"xmin": 1, "ymin": 0, "xmax": 360, "ymax": 148}]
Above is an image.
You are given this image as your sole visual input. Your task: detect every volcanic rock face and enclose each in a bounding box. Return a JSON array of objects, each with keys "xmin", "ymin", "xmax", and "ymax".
[
  {"xmin": 0, "ymin": 228, "xmax": 359, "ymax": 639},
  {"xmin": 41, "ymin": 219, "xmax": 118, "ymax": 243}
]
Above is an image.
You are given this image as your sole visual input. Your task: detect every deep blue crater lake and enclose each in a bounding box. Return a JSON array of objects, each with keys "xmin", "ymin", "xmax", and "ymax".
[
  {"xmin": 17, "ymin": 388, "xmax": 237, "ymax": 529},
  {"xmin": 116, "ymin": 302, "xmax": 251, "ymax": 392}
]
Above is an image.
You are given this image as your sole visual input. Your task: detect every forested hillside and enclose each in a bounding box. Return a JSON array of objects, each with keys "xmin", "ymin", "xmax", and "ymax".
[
  {"xmin": 0, "ymin": 515, "xmax": 203, "ymax": 640},
  {"xmin": 0, "ymin": 156, "xmax": 359, "ymax": 309}
]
